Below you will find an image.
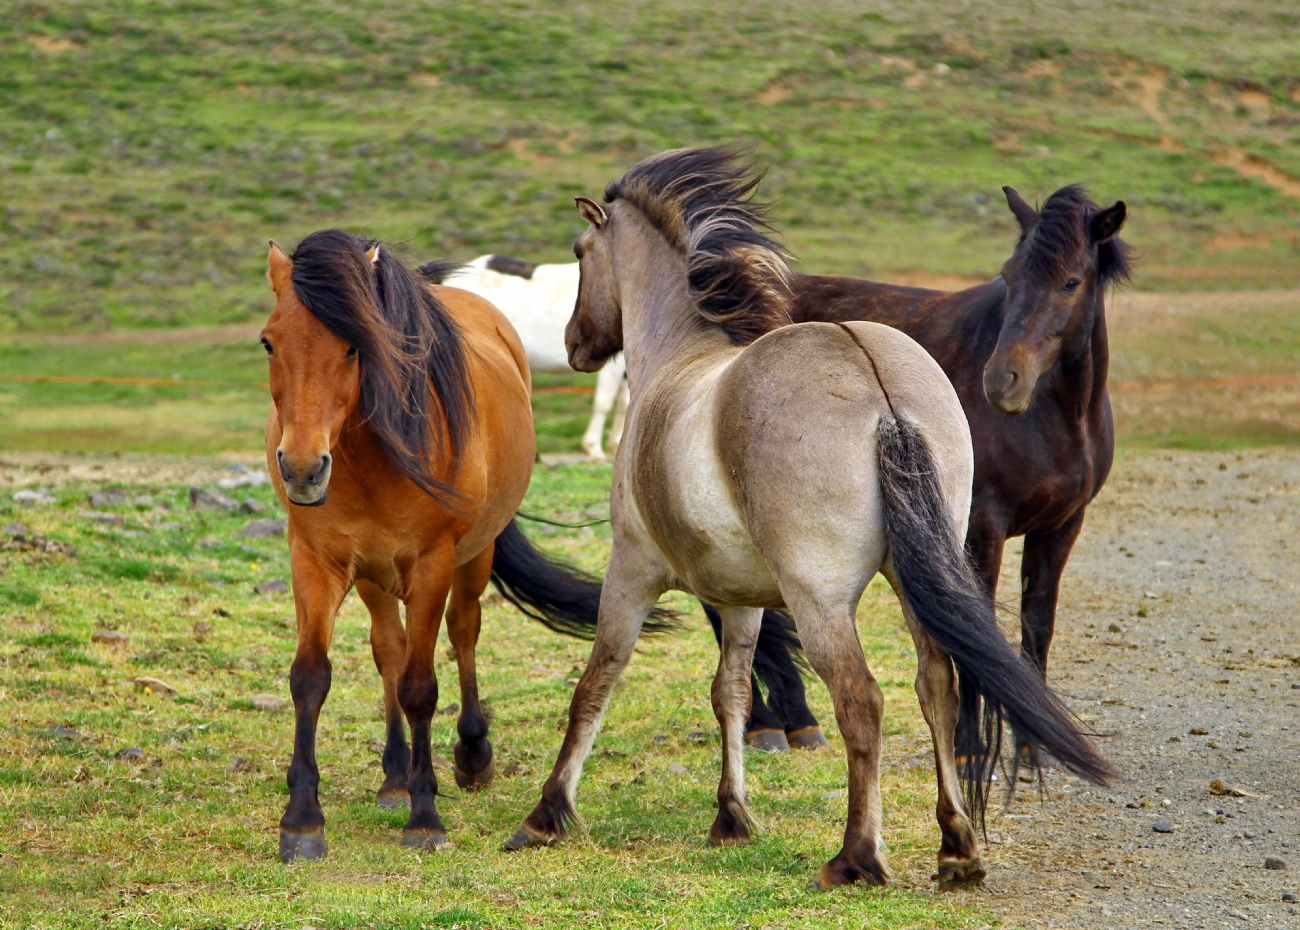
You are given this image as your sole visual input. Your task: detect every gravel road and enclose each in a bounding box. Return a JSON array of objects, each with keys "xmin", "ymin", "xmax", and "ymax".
[{"xmin": 983, "ymin": 449, "xmax": 1300, "ymax": 929}]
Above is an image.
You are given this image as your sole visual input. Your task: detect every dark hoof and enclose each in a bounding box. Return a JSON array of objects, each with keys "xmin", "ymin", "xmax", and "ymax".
[
  {"xmin": 503, "ymin": 826, "xmax": 556, "ymax": 851},
  {"xmin": 810, "ymin": 849, "xmax": 890, "ymax": 889},
  {"xmin": 745, "ymin": 728, "xmax": 790, "ymax": 753},
  {"xmin": 402, "ymin": 828, "xmax": 447, "ymax": 850},
  {"xmin": 933, "ymin": 857, "xmax": 986, "ymax": 891},
  {"xmin": 787, "ymin": 726, "xmax": 830, "ymax": 751},
  {"xmin": 377, "ymin": 788, "xmax": 410, "ymax": 810},
  {"xmin": 707, "ymin": 800, "xmax": 754, "ymax": 847},
  {"xmin": 453, "ymin": 756, "xmax": 495, "ymax": 791},
  {"xmin": 279, "ymin": 828, "xmax": 327, "ymax": 863}
]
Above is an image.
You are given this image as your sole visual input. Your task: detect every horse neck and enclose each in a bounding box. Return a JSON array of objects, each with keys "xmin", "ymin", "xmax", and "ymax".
[
  {"xmin": 1054, "ymin": 288, "xmax": 1110, "ymax": 417},
  {"xmin": 613, "ymin": 211, "xmax": 729, "ymax": 390}
]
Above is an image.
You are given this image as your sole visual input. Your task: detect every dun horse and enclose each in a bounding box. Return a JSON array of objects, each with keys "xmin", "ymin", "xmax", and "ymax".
[
  {"xmin": 507, "ymin": 149, "xmax": 1110, "ymax": 888},
  {"xmin": 736, "ymin": 183, "xmax": 1129, "ymax": 760},
  {"xmin": 262, "ymin": 230, "xmax": 678, "ymax": 862}
]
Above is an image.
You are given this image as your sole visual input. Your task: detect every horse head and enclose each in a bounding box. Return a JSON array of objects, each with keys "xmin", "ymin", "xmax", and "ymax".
[
  {"xmin": 565, "ymin": 196, "xmax": 624, "ymax": 373},
  {"xmin": 983, "ymin": 185, "xmax": 1129, "ymax": 414}
]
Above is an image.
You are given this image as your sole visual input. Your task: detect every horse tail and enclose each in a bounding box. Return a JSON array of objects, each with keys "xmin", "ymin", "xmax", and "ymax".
[
  {"xmin": 490, "ymin": 519, "xmax": 680, "ymax": 638},
  {"xmin": 416, "ymin": 259, "xmax": 464, "ymax": 284},
  {"xmin": 875, "ymin": 413, "xmax": 1111, "ymax": 823}
]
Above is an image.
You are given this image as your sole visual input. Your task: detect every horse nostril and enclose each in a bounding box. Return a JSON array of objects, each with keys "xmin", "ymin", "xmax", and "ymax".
[
  {"xmin": 307, "ymin": 454, "xmax": 331, "ymax": 485},
  {"xmin": 276, "ymin": 449, "xmax": 295, "ymax": 483}
]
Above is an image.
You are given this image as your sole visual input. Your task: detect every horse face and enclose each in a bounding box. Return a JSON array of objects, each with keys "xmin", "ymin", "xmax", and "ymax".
[
  {"xmin": 565, "ymin": 197, "xmax": 623, "ymax": 372},
  {"xmin": 984, "ymin": 189, "xmax": 1126, "ymax": 414},
  {"xmin": 262, "ymin": 243, "xmax": 360, "ymax": 506}
]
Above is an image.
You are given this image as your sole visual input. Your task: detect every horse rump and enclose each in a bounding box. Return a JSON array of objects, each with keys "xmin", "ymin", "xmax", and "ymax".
[
  {"xmin": 490, "ymin": 519, "xmax": 679, "ymax": 638},
  {"xmin": 874, "ymin": 413, "xmax": 1111, "ymax": 824}
]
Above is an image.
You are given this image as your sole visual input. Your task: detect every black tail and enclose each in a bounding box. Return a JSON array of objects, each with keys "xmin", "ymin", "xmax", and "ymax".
[
  {"xmin": 490, "ymin": 519, "xmax": 679, "ymax": 638},
  {"xmin": 417, "ymin": 259, "xmax": 464, "ymax": 284},
  {"xmin": 876, "ymin": 414, "xmax": 1111, "ymax": 824}
]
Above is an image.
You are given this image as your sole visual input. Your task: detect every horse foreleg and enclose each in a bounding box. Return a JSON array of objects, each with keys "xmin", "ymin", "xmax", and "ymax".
[
  {"xmin": 357, "ymin": 580, "xmax": 411, "ymax": 809},
  {"xmin": 397, "ymin": 549, "xmax": 454, "ymax": 850},
  {"xmin": 279, "ymin": 556, "xmax": 347, "ymax": 862},
  {"xmin": 1020, "ymin": 509, "xmax": 1085, "ymax": 677},
  {"xmin": 506, "ymin": 550, "xmax": 665, "ymax": 850},
  {"xmin": 446, "ymin": 545, "xmax": 496, "ymax": 791},
  {"xmin": 581, "ymin": 361, "xmax": 624, "ymax": 461},
  {"xmin": 708, "ymin": 606, "xmax": 763, "ymax": 846},
  {"xmin": 957, "ymin": 514, "xmax": 1007, "ymax": 761}
]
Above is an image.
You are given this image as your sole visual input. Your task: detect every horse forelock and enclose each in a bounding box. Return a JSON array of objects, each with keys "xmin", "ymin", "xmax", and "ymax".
[
  {"xmin": 605, "ymin": 147, "xmax": 792, "ymax": 344},
  {"xmin": 289, "ymin": 229, "xmax": 474, "ymax": 506},
  {"xmin": 1018, "ymin": 185, "xmax": 1131, "ymax": 288}
]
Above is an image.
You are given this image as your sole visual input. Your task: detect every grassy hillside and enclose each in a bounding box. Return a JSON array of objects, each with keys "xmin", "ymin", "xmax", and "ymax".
[{"xmin": 3, "ymin": 0, "xmax": 1300, "ymax": 333}]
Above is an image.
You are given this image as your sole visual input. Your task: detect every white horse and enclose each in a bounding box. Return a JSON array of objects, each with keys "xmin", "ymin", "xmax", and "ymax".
[{"xmin": 431, "ymin": 255, "xmax": 628, "ymax": 460}]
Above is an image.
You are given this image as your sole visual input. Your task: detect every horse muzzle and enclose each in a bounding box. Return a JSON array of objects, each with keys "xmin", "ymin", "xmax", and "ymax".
[
  {"xmin": 277, "ymin": 449, "xmax": 332, "ymax": 506},
  {"xmin": 982, "ymin": 364, "xmax": 1034, "ymax": 415}
]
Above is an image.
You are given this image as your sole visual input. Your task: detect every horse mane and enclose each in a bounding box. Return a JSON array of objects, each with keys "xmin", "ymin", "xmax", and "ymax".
[
  {"xmin": 290, "ymin": 229, "xmax": 474, "ymax": 506},
  {"xmin": 604, "ymin": 147, "xmax": 792, "ymax": 344},
  {"xmin": 1020, "ymin": 184, "xmax": 1132, "ymax": 288}
]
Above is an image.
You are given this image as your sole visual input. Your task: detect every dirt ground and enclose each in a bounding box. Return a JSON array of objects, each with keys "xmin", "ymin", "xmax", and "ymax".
[{"xmin": 983, "ymin": 448, "xmax": 1300, "ymax": 929}]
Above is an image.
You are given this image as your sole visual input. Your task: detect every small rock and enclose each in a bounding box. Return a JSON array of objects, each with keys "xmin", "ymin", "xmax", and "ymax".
[
  {"xmin": 130, "ymin": 495, "xmax": 154, "ymax": 508},
  {"xmin": 91, "ymin": 629, "xmax": 128, "ymax": 645},
  {"xmin": 236, "ymin": 518, "xmax": 286, "ymax": 539},
  {"xmin": 1282, "ymin": 891, "xmax": 1297, "ymax": 903},
  {"xmin": 1266, "ymin": 857, "xmax": 1287, "ymax": 870},
  {"xmin": 1190, "ymin": 727, "xmax": 1209, "ymax": 735},
  {"xmin": 133, "ymin": 677, "xmax": 177, "ymax": 696},
  {"xmin": 83, "ymin": 511, "xmax": 125, "ymax": 525},
  {"xmin": 651, "ymin": 735, "xmax": 669, "ymax": 744},
  {"xmin": 227, "ymin": 463, "xmax": 250, "ymax": 474},
  {"xmin": 250, "ymin": 694, "xmax": 282, "ymax": 712},
  {"xmin": 2, "ymin": 522, "xmax": 29, "ymax": 539},
  {"xmin": 192, "ymin": 621, "xmax": 213, "ymax": 638},
  {"xmin": 47, "ymin": 724, "xmax": 89, "ymax": 740},
  {"xmin": 821, "ymin": 789, "xmax": 845, "ymax": 800},
  {"xmin": 687, "ymin": 731, "xmax": 709, "ymax": 743},
  {"xmin": 14, "ymin": 489, "xmax": 54, "ymax": 506},
  {"xmin": 1229, "ymin": 910, "xmax": 1249, "ymax": 921},
  {"xmin": 1152, "ymin": 819, "xmax": 1174, "ymax": 833},
  {"xmin": 213, "ymin": 607, "xmax": 231, "ymax": 618},
  {"xmin": 158, "ymin": 522, "xmax": 184, "ymax": 531},
  {"xmin": 667, "ymin": 762, "xmax": 689, "ymax": 776},
  {"xmin": 565, "ymin": 677, "xmax": 580, "ymax": 686},
  {"xmin": 197, "ymin": 536, "xmax": 221, "ymax": 547},
  {"xmin": 253, "ymin": 578, "xmax": 289, "ymax": 595},
  {"xmin": 224, "ymin": 757, "xmax": 250, "ymax": 774},
  {"xmin": 367, "ymin": 738, "xmax": 385, "ymax": 754},
  {"xmin": 439, "ymin": 702, "xmax": 460, "ymax": 715},
  {"xmin": 116, "ymin": 747, "xmax": 145, "ymax": 760},
  {"xmin": 240, "ymin": 498, "xmax": 267, "ymax": 514},
  {"xmin": 189, "ymin": 486, "xmax": 240, "ymax": 512},
  {"xmin": 1292, "ymin": 682, "xmax": 1300, "ymax": 690},
  {"xmin": 1107, "ymin": 622, "xmax": 1123, "ymax": 634},
  {"xmin": 89, "ymin": 488, "xmax": 127, "ymax": 507},
  {"xmin": 431, "ymin": 754, "xmax": 451, "ymax": 770},
  {"xmin": 218, "ymin": 469, "xmax": 270, "ymax": 489}
]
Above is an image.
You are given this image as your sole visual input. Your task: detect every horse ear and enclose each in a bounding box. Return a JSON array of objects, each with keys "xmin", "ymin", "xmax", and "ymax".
[
  {"xmin": 1090, "ymin": 201, "xmax": 1127, "ymax": 244},
  {"xmin": 365, "ymin": 244, "xmax": 381, "ymax": 267},
  {"xmin": 267, "ymin": 241, "xmax": 292, "ymax": 293},
  {"xmin": 575, "ymin": 196, "xmax": 607, "ymax": 228},
  {"xmin": 1002, "ymin": 186, "xmax": 1038, "ymax": 230}
]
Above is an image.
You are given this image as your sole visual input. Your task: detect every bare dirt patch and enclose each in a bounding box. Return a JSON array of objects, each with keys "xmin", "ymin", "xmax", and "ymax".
[{"xmin": 982, "ymin": 448, "xmax": 1300, "ymax": 928}]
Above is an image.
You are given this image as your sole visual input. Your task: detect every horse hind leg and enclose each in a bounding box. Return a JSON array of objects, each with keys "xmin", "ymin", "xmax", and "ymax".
[
  {"xmin": 708, "ymin": 606, "xmax": 764, "ymax": 845},
  {"xmin": 446, "ymin": 546, "xmax": 497, "ymax": 790},
  {"xmin": 703, "ymin": 602, "xmax": 788, "ymax": 753},
  {"xmin": 357, "ymin": 580, "xmax": 411, "ymax": 809}
]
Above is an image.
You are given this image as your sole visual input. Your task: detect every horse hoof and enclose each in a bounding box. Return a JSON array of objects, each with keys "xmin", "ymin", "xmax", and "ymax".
[
  {"xmin": 503, "ymin": 826, "xmax": 555, "ymax": 852},
  {"xmin": 453, "ymin": 757, "xmax": 495, "ymax": 791},
  {"xmin": 745, "ymin": 729, "xmax": 790, "ymax": 753},
  {"xmin": 787, "ymin": 726, "xmax": 830, "ymax": 751},
  {"xmin": 377, "ymin": 788, "xmax": 410, "ymax": 809},
  {"xmin": 279, "ymin": 828, "xmax": 327, "ymax": 863},
  {"xmin": 933, "ymin": 857, "xmax": 986, "ymax": 890},
  {"xmin": 402, "ymin": 828, "xmax": 447, "ymax": 850}
]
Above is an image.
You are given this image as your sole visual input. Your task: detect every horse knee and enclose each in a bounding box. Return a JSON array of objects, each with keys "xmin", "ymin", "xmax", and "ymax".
[
  {"xmin": 290, "ymin": 656, "xmax": 332, "ymax": 707},
  {"xmin": 398, "ymin": 670, "xmax": 438, "ymax": 719}
]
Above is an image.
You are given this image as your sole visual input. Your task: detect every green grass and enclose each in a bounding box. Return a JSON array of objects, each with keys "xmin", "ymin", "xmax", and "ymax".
[
  {"xmin": 3, "ymin": 0, "xmax": 1300, "ymax": 334},
  {"xmin": 0, "ymin": 464, "xmax": 995, "ymax": 929}
]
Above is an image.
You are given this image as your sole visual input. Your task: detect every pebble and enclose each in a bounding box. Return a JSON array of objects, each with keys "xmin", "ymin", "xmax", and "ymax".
[
  {"xmin": 236, "ymin": 518, "xmax": 286, "ymax": 539},
  {"xmin": 192, "ymin": 621, "xmax": 213, "ymax": 638},
  {"xmin": 1265, "ymin": 857, "xmax": 1287, "ymax": 870},
  {"xmin": 1152, "ymin": 819, "xmax": 1174, "ymax": 833},
  {"xmin": 253, "ymin": 578, "xmax": 289, "ymax": 595},
  {"xmin": 240, "ymin": 498, "xmax": 267, "ymax": 514},
  {"xmin": 47, "ymin": 724, "xmax": 89, "ymax": 740},
  {"xmin": 133, "ymin": 677, "xmax": 178, "ymax": 696},
  {"xmin": 83, "ymin": 511, "xmax": 125, "ymax": 525},
  {"xmin": 667, "ymin": 762, "xmax": 689, "ymax": 776},
  {"xmin": 250, "ymin": 694, "xmax": 282, "ymax": 712},
  {"xmin": 189, "ymin": 486, "xmax": 240, "ymax": 512},
  {"xmin": 14, "ymin": 489, "xmax": 55, "ymax": 505},
  {"xmin": 821, "ymin": 789, "xmax": 845, "ymax": 800},
  {"xmin": 564, "ymin": 677, "xmax": 580, "ymax": 686},
  {"xmin": 431, "ymin": 754, "xmax": 451, "ymax": 770},
  {"xmin": 224, "ymin": 757, "xmax": 249, "ymax": 774},
  {"xmin": 687, "ymin": 731, "xmax": 709, "ymax": 743},
  {"xmin": 1283, "ymin": 891, "xmax": 1297, "ymax": 903},
  {"xmin": 89, "ymin": 488, "xmax": 127, "ymax": 507},
  {"xmin": 116, "ymin": 747, "xmax": 145, "ymax": 760},
  {"xmin": 652, "ymin": 735, "xmax": 669, "ymax": 744},
  {"xmin": 91, "ymin": 629, "xmax": 128, "ymax": 645},
  {"xmin": 1108, "ymin": 622, "xmax": 1124, "ymax": 634},
  {"xmin": 439, "ymin": 702, "xmax": 460, "ymax": 715},
  {"xmin": 2, "ymin": 522, "xmax": 29, "ymax": 538}
]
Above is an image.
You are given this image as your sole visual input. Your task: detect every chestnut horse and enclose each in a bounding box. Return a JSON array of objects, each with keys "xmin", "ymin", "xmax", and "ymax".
[
  {"xmin": 507, "ymin": 149, "xmax": 1110, "ymax": 889},
  {"xmin": 737, "ymin": 183, "xmax": 1129, "ymax": 761},
  {"xmin": 262, "ymin": 229, "xmax": 676, "ymax": 862}
]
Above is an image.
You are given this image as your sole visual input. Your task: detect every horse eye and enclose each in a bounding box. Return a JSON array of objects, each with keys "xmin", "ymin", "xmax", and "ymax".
[
  {"xmin": 1063, "ymin": 277, "xmax": 1082, "ymax": 293},
  {"xmin": 261, "ymin": 339, "xmax": 274, "ymax": 356},
  {"xmin": 347, "ymin": 345, "xmax": 358, "ymax": 358},
  {"xmin": 573, "ymin": 243, "xmax": 584, "ymax": 260}
]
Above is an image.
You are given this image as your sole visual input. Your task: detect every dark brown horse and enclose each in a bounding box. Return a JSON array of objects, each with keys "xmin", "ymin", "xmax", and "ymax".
[{"xmin": 732, "ymin": 183, "xmax": 1129, "ymax": 757}]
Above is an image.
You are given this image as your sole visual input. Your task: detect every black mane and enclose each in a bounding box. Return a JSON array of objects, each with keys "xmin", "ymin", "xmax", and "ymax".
[
  {"xmin": 290, "ymin": 229, "xmax": 473, "ymax": 506},
  {"xmin": 1019, "ymin": 184, "xmax": 1132, "ymax": 287},
  {"xmin": 604, "ymin": 147, "xmax": 792, "ymax": 344}
]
